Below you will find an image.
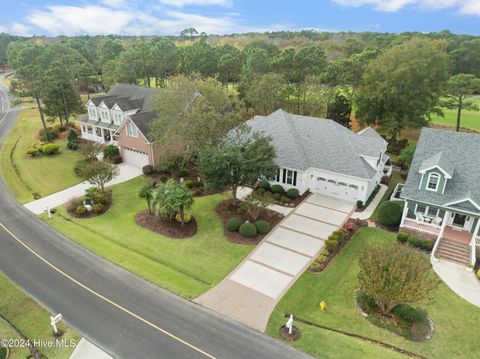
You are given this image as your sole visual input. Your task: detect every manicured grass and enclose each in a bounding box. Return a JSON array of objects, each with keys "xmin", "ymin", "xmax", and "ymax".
[
  {"xmin": 40, "ymin": 177, "xmax": 254, "ymax": 299},
  {"xmin": 431, "ymin": 97, "xmax": 480, "ymax": 131},
  {"xmin": 267, "ymin": 228, "xmax": 480, "ymax": 359},
  {"xmin": 370, "ymin": 171, "xmax": 405, "ymax": 220},
  {"xmin": 0, "ymin": 273, "xmax": 80, "ymax": 359},
  {"xmin": 0, "ymin": 108, "xmax": 83, "ymax": 203}
]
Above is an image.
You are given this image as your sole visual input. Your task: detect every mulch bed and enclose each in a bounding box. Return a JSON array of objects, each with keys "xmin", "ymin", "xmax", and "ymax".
[
  {"xmin": 135, "ymin": 210, "xmax": 198, "ymax": 239},
  {"xmin": 66, "ymin": 191, "xmax": 112, "ymax": 218},
  {"xmin": 279, "ymin": 325, "xmax": 301, "ymax": 341},
  {"xmin": 309, "ymin": 218, "xmax": 368, "ymax": 274},
  {"xmin": 215, "ymin": 199, "xmax": 284, "ymax": 245}
]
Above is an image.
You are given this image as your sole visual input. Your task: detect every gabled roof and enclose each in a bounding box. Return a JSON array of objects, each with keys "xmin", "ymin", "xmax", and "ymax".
[
  {"xmin": 115, "ymin": 99, "xmax": 144, "ymax": 112},
  {"xmin": 245, "ymin": 109, "xmax": 386, "ymax": 179},
  {"xmin": 358, "ymin": 127, "xmax": 387, "ymax": 144},
  {"xmin": 99, "ymin": 97, "xmax": 129, "ymax": 109},
  {"xmin": 402, "ymin": 128, "xmax": 480, "ymax": 213},
  {"xmin": 419, "ymin": 151, "xmax": 454, "ymax": 178},
  {"xmin": 126, "ymin": 112, "xmax": 158, "ymax": 141},
  {"xmin": 88, "ymin": 95, "xmax": 116, "ymax": 106}
]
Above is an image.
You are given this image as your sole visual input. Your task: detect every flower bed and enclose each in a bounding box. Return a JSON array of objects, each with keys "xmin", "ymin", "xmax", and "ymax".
[
  {"xmin": 135, "ymin": 210, "xmax": 198, "ymax": 239},
  {"xmin": 65, "ymin": 189, "xmax": 112, "ymax": 218},
  {"xmin": 309, "ymin": 218, "xmax": 367, "ymax": 273},
  {"xmin": 216, "ymin": 199, "xmax": 283, "ymax": 244},
  {"xmin": 254, "ymin": 181, "xmax": 309, "ymax": 208}
]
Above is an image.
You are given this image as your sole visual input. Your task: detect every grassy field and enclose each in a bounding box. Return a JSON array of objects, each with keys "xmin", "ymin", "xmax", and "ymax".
[
  {"xmin": 431, "ymin": 97, "xmax": 480, "ymax": 131},
  {"xmin": 0, "ymin": 108, "xmax": 83, "ymax": 203},
  {"xmin": 0, "ymin": 273, "xmax": 80, "ymax": 359},
  {"xmin": 40, "ymin": 177, "xmax": 254, "ymax": 299},
  {"xmin": 267, "ymin": 228, "xmax": 480, "ymax": 359}
]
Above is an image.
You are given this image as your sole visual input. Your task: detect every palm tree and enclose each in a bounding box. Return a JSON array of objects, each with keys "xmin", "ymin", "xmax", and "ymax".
[{"xmin": 139, "ymin": 182, "xmax": 154, "ymax": 214}]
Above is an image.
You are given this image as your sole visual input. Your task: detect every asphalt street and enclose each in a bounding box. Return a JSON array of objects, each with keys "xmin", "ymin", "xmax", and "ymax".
[{"xmin": 0, "ymin": 74, "xmax": 312, "ymax": 359}]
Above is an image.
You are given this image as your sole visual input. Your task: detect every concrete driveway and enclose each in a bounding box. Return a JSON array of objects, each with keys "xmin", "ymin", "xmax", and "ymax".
[
  {"xmin": 24, "ymin": 163, "xmax": 142, "ymax": 215},
  {"xmin": 195, "ymin": 193, "xmax": 355, "ymax": 331}
]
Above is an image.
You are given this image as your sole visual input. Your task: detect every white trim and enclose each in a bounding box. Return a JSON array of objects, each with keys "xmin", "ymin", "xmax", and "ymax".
[
  {"xmin": 426, "ymin": 172, "xmax": 440, "ymax": 192},
  {"xmin": 414, "ymin": 203, "xmax": 439, "ymax": 219},
  {"xmin": 444, "ymin": 198, "xmax": 480, "ymax": 211},
  {"xmin": 116, "ymin": 117, "xmax": 151, "ymax": 144},
  {"xmin": 404, "ymin": 196, "xmax": 480, "ymax": 217},
  {"xmin": 127, "ymin": 122, "xmax": 138, "ymax": 138},
  {"xmin": 419, "ymin": 165, "xmax": 452, "ymax": 179}
]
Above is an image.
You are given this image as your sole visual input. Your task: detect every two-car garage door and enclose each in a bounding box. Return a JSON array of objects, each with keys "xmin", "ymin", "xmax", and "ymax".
[
  {"xmin": 313, "ymin": 177, "xmax": 359, "ymax": 202},
  {"xmin": 123, "ymin": 148, "xmax": 150, "ymax": 168}
]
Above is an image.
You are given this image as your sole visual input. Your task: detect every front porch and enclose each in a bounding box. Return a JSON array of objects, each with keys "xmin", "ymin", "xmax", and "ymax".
[{"xmin": 80, "ymin": 123, "xmax": 118, "ymax": 146}]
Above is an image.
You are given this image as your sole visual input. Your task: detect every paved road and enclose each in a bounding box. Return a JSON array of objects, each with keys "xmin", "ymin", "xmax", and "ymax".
[{"xmin": 0, "ymin": 75, "xmax": 311, "ymax": 359}]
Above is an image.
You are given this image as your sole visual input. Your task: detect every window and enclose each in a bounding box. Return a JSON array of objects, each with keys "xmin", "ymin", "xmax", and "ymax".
[
  {"xmin": 327, "ymin": 179, "xmax": 336, "ymax": 184},
  {"xmin": 127, "ymin": 123, "xmax": 138, "ymax": 137},
  {"xmin": 276, "ymin": 169, "xmax": 280, "ymax": 182},
  {"xmin": 349, "ymin": 184, "xmax": 359, "ymax": 189},
  {"xmin": 427, "ymin": 173, "xmax": 440, "ymax": 191},
  {"xmin": 338, "ymin": 182, "xmax": 347, "ymax": 187},
  {"xmin": 426, "ymin": 207, "xmax": 439, "ymax": 218},
  {"xmin": 317, "ymin": 177, "xmax": 326, "ymax": 181},
  {"xmin": 282, "ymin": 169, "xmax": 297, "ymax": 186},
  {"xmin": 416, "ymin": 204, "xmax": 426, "ymax": 214}
]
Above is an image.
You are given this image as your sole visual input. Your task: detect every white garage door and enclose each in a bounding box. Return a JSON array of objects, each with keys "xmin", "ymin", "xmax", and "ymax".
[
  {"xmin": 313, "ymin": 177, "xmax": 359, "ymax": 202},
  {"xmin": 123, "ymin": 148, "xmax": 149, "ymax": 168}
]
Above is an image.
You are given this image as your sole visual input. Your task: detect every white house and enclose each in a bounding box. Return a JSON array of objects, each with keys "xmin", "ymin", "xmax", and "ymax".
[{"xmin": 246, "ymin": 109, "xmax": 389, "ymax": 203}]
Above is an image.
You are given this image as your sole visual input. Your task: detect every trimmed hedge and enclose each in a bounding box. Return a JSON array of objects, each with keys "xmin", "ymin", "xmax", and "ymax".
[
  {"xmin": 396, "ymin": 232, "xmax": 433, "ymax": 251},
  {"xmin": 184, "ymin": 179, "xmax": 194, "ymax": 188},
  {"xmin": 255, "ymin": 220, "xmax": 271, "ymax": 234},
  {"xmin": 42, "ymin": 143, "xmax": 60, "ymax": 155},
  {"xmin": 397, "ymin": 232, "xmax": 409, "ymax": 243},
  {"xmin": 377, "ymin": 201, "xmax": 404, "ymax": 227},
  {"xmin": 179, "ymin": 168, "xmax": 190, "ymax": 177},
  {"xmin": 226, "ymin": 217, "xmax": 244, "ymax": 232},
  {"xmin": 142, "ymin": 165, "xmax": 154, "ymax": 175},
  {"xmin": 393, "ymin": 304, "xmax": 427, "ymax": 324},
  {"xmin": 257, "ymin": 181, "xmax": 270, "ymax": 190},
  {"xmin": 239, "ymin": 222, "xmax": 257, "ymax": 237},
  {"xmin": 286, "ymin": 188, "xmax": 299, "ymax": 199},
  {"xmin": 271, "ymin": 184, "xmax": 285, "ymax": 194}
]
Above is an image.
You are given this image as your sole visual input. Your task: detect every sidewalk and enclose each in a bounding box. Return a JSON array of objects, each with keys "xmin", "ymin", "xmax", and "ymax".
[
  {"xmin": 70, "ymin": 338, "xmax": 113, "ymax": 359},
  {"xmin": 24, "ymin": 164, "xmax": 142, "ymax": 215}
]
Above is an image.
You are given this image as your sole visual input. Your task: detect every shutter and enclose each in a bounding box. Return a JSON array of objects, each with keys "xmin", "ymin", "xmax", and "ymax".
[
  {"xmin": 293, "ymin": 171, "xmax": 297, "ymax": 186},
  {"xmin": 283, "ymin": 169, "xmax": 287, "ymax": 184}
]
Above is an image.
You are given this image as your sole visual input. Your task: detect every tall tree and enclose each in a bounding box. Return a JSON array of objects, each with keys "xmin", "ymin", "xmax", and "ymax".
[
  {"xmin": 355, "ymin": 38, "xmax": 449, "ymax": 140},
  {"xmin": 327, "ymin": 92, "xmax": 352, "ymax": 128},
  {"xmin": 245, "ymin": 73, "xmax": 288, "ymax": 114},
  {"xmin": 151, "ymin": 38, "xmax": 178, "ymax": 87},
  {"xmin": 441, "ymin": 74, "xmax": 480, "ymax": 131},
  {"xmin": 217, "ymin": 44, "xmax": 242, "ymax": 90}
]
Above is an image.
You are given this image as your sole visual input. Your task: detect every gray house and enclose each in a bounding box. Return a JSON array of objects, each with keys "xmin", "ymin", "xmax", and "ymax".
[
  {"xmin": 400, "ymin": 128, "xmax": 480, "ymax": 265},
  {"xmin": 246, "ymin": 109, "xmax": 389, "ymax": 203}
]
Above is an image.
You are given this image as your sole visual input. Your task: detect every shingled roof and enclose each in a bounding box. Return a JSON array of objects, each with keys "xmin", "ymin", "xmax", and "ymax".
[
  {"xmin": 402, "ymin": 128, "xmax": 480, "ymax": 211},
  {"xmin": 245, "ymin": 109, "xmax": 386, "ymax": 179}
]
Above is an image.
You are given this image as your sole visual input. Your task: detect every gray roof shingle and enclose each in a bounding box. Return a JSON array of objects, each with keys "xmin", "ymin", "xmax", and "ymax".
[
  {"xmin": 402, "ymin": 128, "xmax": 480, "ymax": 210},
  {"xmin": 128, "ymin": 112, "xmax": 158, "ymax": 140},
  {"xmin": 245, "ymin": 109, "xmax": 386, "ymax": 179}
]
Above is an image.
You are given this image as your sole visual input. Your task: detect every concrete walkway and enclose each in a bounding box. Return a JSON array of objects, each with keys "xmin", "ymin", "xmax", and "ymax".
[
  {"xmin": 236, "ymin": 186, "xmax": 294, "ymax": 216},
  {"xmin": 432, "ymin": 258, "xmax": 480, "ymax": 307},
  {"xmin": 24, "ymin": 164, "xmax": 142, "ymax": 215},
  {"xmin": 352, "ymin": 184, "xmax": 388, "ymax": 220},
  {"xmin": 70, "ymin": 338, "xmax": 113, "ymax": 359},
  {"xmin": 195, "ymin": 193, "xmax": 355, "ymax": 332}
]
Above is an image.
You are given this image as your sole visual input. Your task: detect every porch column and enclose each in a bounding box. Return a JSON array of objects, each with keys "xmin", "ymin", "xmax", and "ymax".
[
  {"xmin": 439, "ymin": 210, "xmax": 449, "ymax": 239},
  {"xmin": 471, "ymin": 219, "xmax": 480, "ymax": 265},
  {"xmin": 109, "ymin": 129, "xmax": 113, "ymax": 144},
  {"xmin": 400, "ymin": 202, "xmax": 409, "ymax": 227},
  {"xmin": 100, "ymin": 128, "xmax": 105, "ymax": 143}
]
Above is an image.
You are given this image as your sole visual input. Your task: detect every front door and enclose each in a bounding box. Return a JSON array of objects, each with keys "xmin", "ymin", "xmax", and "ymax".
[{"xmin": 449, "ymin": 213, "xmax": 473, "ymax": 231}]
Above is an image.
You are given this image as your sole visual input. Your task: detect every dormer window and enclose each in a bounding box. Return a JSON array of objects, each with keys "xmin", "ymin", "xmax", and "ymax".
[{"xmin": 427, "ymin": 173, "xmax": 440, "ymax": 191}]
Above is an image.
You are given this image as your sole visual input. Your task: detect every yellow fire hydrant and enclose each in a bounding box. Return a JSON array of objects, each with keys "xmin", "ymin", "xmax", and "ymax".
[{"xmin": 319, "ymin": 301, "xmax": 327, "ymax": 311}]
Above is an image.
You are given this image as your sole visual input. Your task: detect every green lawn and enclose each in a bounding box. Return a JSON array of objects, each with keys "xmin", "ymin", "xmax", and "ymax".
[
  {"xmin": 40, "ymin": 177, "xmax": 254, "ymax": 299},
  {"xmin": 267, "ymin": 228, "xmax": 480, "ymax": 359},
  {"xmin": 431, "ymin": 97, "xmax": 480, "ymax": 131},
  {"xmin": 0, "ymin": 108, "xmax": 84, "ymax": 203},
  {"xmin": 0, "ymin": 273, "xmax": 80, "ymax": 359}
]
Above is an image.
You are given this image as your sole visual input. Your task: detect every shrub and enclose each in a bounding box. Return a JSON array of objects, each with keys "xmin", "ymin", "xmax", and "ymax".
[
  {"xmin": 65, "ymin": 198, "xmax": 82, "ymax": 213},
  {"xmin": 365, "ymin": 185, "xmax": 381, "ymax": 207},
  {"xmin": 226, "ymin": 217, "xmax": 244, "ymax": 232},
  {"xmin": 74, "ymin": 159, "xmax": 88, "ymax": 176},
  {"xmin": 377, "ymin": 201, "xmax": 404, "ymax": 227},
  {"xmin": 239, "ymin": 222, "xmax": 257, "ymax": 237},
  {"xmin": 477, "ymin": 269, "xmax": 480, "ymax": 280},
  {"xmin": 257, "ymin": 181, "xmax": 270, "ymax": 190},
  {"xmin": 310, "ymin": 261, "xmax": 321, "ymax": 271},
  {"xmin": 192, "ymin": 180, "xmax": 203, "ymax": 188},
  {"xmin": 56, "ymin": 125, "xmax": 67, "ymax": 132},
  {"xmin": 393, "ymin": 304, "xmax": 428, "ymax": 324},
  {"xmin": 256, "ymin": 188, "xmax": 266, "ymax": 195},
  {"xmin": 42, "ymin": 143, "xmax": 60, "ymax": 155},
  {"xmin": 85, "ymin": 186, "xmax": 100, "ymax": 202},
  {"xmin": 75, "ymin": 206, "xmax": 87, "ymax": 216},
  {"xmin": 184, "ymin": 180, "xmax": 194, "ymax": 188},
  {"xmin": 317, "ymin": 254, "xmax": 328, "ymax": 263},
  {"xmin": 271, "ymin": 184, "xmax": 285, "ymax": 194},
  {"xmin": 26, "ymin": 147, "xmax": 39, "ymax": 156},
  {"xmin": 357, "ymin": 200, "xmax": 364, "ymax": 208},
  {"xmin": 97, "ymin": 192, "xmax": 109, "ymax": 205},
  {"xmin": 280, "ymin": 195, "xmax": 290, "ymax": 204},
  {"xmin": 159, "ymin": 175, "xmax": 168, "ymax": 183},
  {"xmin": 407, "ymin": 236, "xmax": 420, "ymax": 248},
  {"xmin": 179, "ymin": 168, "xmax": 190, "ymax": 177},
  {"xmin": 397, "ymin": 232, "xmax": 409, "ymax": 243},
  {"xmin": 92, "ymin": 203, "xmax": 104, "ymax": 214},
  {"xmin": 67, "ymin": 141, "xmax": 80, "ymax": 150},
  {"xmin": 110, "ymin": 155, "xmax": 123, "ymax": 164},
  {"xmin": 176, "ymin": 212, "xmax": 192, "ymax": 223},
  {"xmin": 272, "ymin": 193, "xmax": 282, "ymax": 201},
  {"xmin": 142, "ymin": 165, "xmax": 154, "ymax": 175},
  {"xmin": 103, "ymin": 145, "xmax": 119, "ymax": 159},
  {"xmin": 67, "ymin": 129, "xmax": 78, "ymax": 142},
  {"xmin": 325, "ymin": 238, "xmax": 339, "ymax": 252},
  {"xmin": 39, "ymin": 127, "xmax": 59, "ymax": 141},
  {"xmin": 255, "ymin": 220, "xmax": 271, "ymax": 234},
  {"xmin": 286, "ymin": 188, "xmax": 299, "ymax": 199}
]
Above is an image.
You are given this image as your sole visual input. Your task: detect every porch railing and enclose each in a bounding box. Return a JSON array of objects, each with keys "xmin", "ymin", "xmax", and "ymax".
[{"xmin": 402, "ymin": 218, "xmax": 441, "ymax": 235}]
